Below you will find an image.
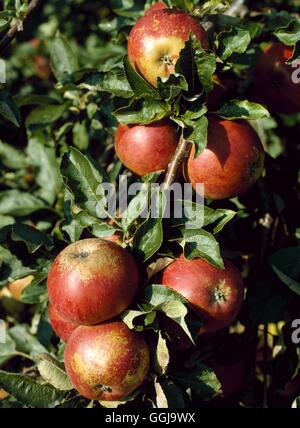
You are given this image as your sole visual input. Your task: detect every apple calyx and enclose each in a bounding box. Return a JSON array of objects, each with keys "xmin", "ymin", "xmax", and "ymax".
[{"xmin": 211, "ymin": 280, "xmax": 230, "ymax": 304}]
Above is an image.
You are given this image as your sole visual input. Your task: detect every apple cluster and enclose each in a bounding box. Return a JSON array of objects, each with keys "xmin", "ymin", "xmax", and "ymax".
[
  {"xmin": 47, "ymin": 238, "xmax": 150, "ymax": 401},
  {"xmin": 46, "ymin": 2, "xmax": 300, "ymax": 404}
]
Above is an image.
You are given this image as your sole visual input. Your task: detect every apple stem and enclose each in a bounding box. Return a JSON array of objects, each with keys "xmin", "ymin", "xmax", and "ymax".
[{"xmin": 161, "ymin": 133, "xmax": 191, "ymax": 191}]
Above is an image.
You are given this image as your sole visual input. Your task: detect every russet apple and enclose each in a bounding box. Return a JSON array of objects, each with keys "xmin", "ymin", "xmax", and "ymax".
[
  {"xmin": 128, "ymin": 7, "xmax": 209, "ymax": 87},
  {"xmin": 115, "ymin": 120, "xmax": 178, "ymax": 176},
  {"xmin": 161, "ymin": 256, "xmax": 244, "ymax": 335},
  {"xmin": 185, "ymin": 117, "xmax": 265, "ymax": 200},
  {"xmin": 47, "ymin": 239, "xmax": 139, "ymax": 325},
  {"xmin": 64, "ymin": 321, "xmax": 150, "ymax": 401}
]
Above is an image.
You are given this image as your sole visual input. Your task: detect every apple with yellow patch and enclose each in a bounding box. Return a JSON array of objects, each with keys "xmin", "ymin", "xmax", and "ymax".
[
  {"xmin": 161, "ymin": 256, "xmax": 244, "ymax": 335},
  {"xmin": 128, "ymin": 4, "xmax": 209, "ymax": 87},
  {"xmin": 64, "ymin": 321, "xmax": 150, "ymax": 401}
]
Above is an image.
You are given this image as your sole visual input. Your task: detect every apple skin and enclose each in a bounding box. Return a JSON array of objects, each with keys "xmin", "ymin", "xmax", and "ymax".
[
  {"xmin": 128, "ymin": 7, "xmax": 209, "ymax": 87},
  {"xmin": 47, "ymin": 238, "xmax": 139, "ymax": 325},
  {"xmin": 161, "ymin": 256, "xmax": 244, "ymax": 335},
  {"xmin": 145, "ymin": 2, "xmax": 167, "ymax": 15},
  {"xmin": 49, "ymin": 304, "xmax": 79, "ymax": 342},
  {"xmin": 253, "ymin": 43, "xmax": 300, "ymax": 114},
  {"xmin": 64, "ymin": 321, "xmax": 150, "ymax": 401},
  {"xmin": 115, "ymin": 120, "xmax": 178, "ymax": 176},
  {"xmin": 185, "ymin": 117, "xmax": 265, "ymax": 200}
]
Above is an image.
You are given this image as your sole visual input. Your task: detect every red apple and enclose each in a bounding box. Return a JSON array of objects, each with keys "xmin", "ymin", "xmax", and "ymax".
[
  {"xmin": 64, "ymin": 321, "xmax": 150, "ymax": 401},
  {"xmin": 253, "ymin": 43, "xmax": 300, "ymax": 114},
  {"xmin": 115, "ymin": 120, "xmax": 178, "ymax": 176},
  {"xmin": 145, "ymin": 2, "xmax": 167, "ymax": 15},
  {"xmin": 185, "ymin": 117, "xmax": 265, "ymax": 200},
  {"xmin": 161, "ymin": 256, "xmax": 244, "ymax": 335},
  {"xmin": 128, "ymin": 7, "xmax": 209, "ymax": 87},
  {"xmin": 47, "ymin": 238, "xmax": 139, "ymax": 325},
  {"xmin": 49, "ymin": 304, "xmax": 79, "ymax": 342}
]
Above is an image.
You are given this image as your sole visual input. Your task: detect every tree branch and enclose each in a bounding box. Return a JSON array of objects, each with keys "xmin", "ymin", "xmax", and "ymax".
[
  {"xmin": 161, "ymin": 134, "xmax": 190, "ymax": 191},
  {"xmin": 0, "ymin": 0, "xmax": 44, "ymax": 54}
]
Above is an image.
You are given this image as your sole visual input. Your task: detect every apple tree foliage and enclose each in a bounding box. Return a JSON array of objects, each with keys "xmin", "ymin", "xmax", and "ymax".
[{"xmin": 0, "ymin": 0, "xmax": 299, "ymax": 408}]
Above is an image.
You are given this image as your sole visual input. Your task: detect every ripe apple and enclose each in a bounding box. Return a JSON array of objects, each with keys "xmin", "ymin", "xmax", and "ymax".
[
  {"xmin": 115, "ymin": 120, "xmax": 178, "ymax": 176},
  {"xmin": 47, "ymin": 238, "xmax": 139, "ymax": 325},
  {"xmin": 161, "ymin": 256, "xmax": 244, "ymax": 335},
  {"xmin": 253, "ymin": 43, "xmax": 300, "ymax": 114},
  {"xmin": 8, "ymin": 275, "xmax": 34, "ymax": 301},
  {"xmin": 128, "ymin": 7, "xmax": 209, "ymax": 87},
  {"xmin": 64, "ymin": 321, "xmax": 150, "ymax": 401},
  {"xmin": 145, "ymin": 2, "xmax": 167, "ymax": 15},
  {"xmin": 185, "ymin": 117, "xmax": 265, "ymax": 200},
  {"xmin": 49, "ymin": 304, "xmax": 79, "ymax": 342}
]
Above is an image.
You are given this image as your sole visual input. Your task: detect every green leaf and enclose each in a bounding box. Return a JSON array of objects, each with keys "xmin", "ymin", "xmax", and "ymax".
[
  {"xmin": 270, "ymin": 247, "xmax": 300, "ymax": 295},
  {"xmin": 50, "ymin": 34, "xmax": 79, "ymax": 81},
  {"xmin": 0, "ymin": 333, "xmax": 16, "ymax": 366},
  {"xmin": 9, "ymin": 325, "xmax": 48, "ymax": 356},
  {"xmin": 0, "ymin": 141, "xmax": 27, "ymax": 170},
  {"xmin": 60, "ymin": 148, "xmax": 109, "ymax": 219},
  {"xmin": 274, "ymin": 20, "xmax": 300, "ymax": 46},
  {"xmin": 133, "ymin": 217, "xmax": 163, "ymax": 261},
  {"xmin": 37, "ymin": 354, "xmax": 73, "ymax": 391},
  {"xmin": 122, "ymin": 184, "xmax": 149, "ymax": 232},
  {"xmin": 26, "ymin": 104, "xmax": 69, "ymax": 126},
  {"xmin": 20, "ymin": 271, "xmax": 48, "ymax": 304},
  {"xmin": 0, "ymin": 371, "xmax": 66, "ymax": 408},
  {"xmin": 114, "ymin": 98, "xmax": 171, "ymax": 125},
  {"xmin": 10, "ymin": 223, "xmax": 53, "ymax": 253},
  {"xmin": 182, "ymin": 229, "xmax": 224, "ymax": 268},
  {"xmin": 0, "ymin": 246, "xmax": 33, "ymax": 286},
  {"xmin": 72, "ymin": 121, "xmax": 89, "ymax": 151},
  {"xmin": 80, "ymin": 70, "xmax": 134, "ymax": 98},
  {"xmin": 155, "ymin": 378, "xmax": 186, "ymax": 408},
  {"xmin": 155, "ymin": 332, "xmax": 170, "ymax": 376},
  {"xmin": 218, "ymin": 27, "xmax": 251, "ymax": 61},
  {"xmin": 157, "ymin": 73, "xmax": 188, "ymax": 102},
  {"xmin": 0, "ymin": 190, "xmax": 46, "ymax": 216},
  {"xmin": 27, "ymin": 137, "xmax": 61, "ymax": 205},
  {"xmin": 292, "ymin": 397, "xmax": 300, "ymax": 408},
  {"xmin": 121, "ymin": 310, "xmax": 147, "ymax": 330},
  {"xmin": 123, "ymin": 56, "xmax": 159, "ymax": 98},
  {"xmin": 193, "ymin": 38, "xmax": 217, "ymax": 91},
  {"xmin": 184, "ymin": 115, "xmax": 208, "ymax": 157},
  {"xmin": 193, "ymin": 0, "xmax": 230, "ymax": 16},
  {"xmin": 215, "ymin": 100, "xmax": 270, "ymax": 120},
  {"xmin": 172, "ymin": 201, "xmax": 236, "ymax": 232},
  {"xmin": 133, "ymin": 192, "xmax": 166, "ymax": 261},
  {"xmin": 142, "ymin": 284, "xmax": 197, "ymax": 344},
  {"xmin": 0, "ymin": 215, "xmax": 15, "ymax": 228},
  {"xmin": 174, "ymin": 363, "xmax": 221, "ymax": 400},
  {"xmin": 0, "ymin": 92, "xmax": 21, "ymax": 127}
]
